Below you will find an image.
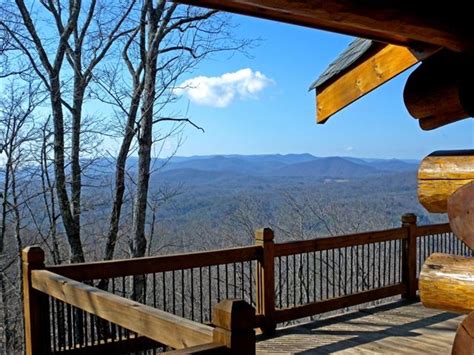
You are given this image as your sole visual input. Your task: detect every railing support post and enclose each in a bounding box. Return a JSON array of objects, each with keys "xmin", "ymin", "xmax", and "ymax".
[
  {"xmin": 401, "ymin": 213, "xmax": 418, "ymax": 300},
  {"xmin": 212, "ymin": 299, "xmax": 256, "ymax": 354},
  {"xmin": 255, "ymin": 228, "xmax": 276, "ymax": 335},
  {"xmin": 22, "ymin": 246, "xmax": 50, "ymax": 355}
]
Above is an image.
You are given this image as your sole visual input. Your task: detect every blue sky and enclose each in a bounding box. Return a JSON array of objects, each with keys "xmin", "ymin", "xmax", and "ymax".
[{"xmin": 168, "ymin": 14, "xmax": 473, "ymax": 159}]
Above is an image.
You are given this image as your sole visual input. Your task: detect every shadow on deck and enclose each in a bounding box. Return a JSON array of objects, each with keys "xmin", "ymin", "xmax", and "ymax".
[{"xmin": 257, "ymin": 300, "xmax": 463, "ymax": 354}]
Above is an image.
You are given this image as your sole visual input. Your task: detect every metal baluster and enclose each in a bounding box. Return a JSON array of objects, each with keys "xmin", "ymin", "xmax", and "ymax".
[
  {"xmin": 111, "ymin": 278, "xmax": 117, "ymax": 341},
  {"xmin": 361, "ymin": 244, "xmax": 365, "ymax": 291},
  {"xmin": 286, "ymin": 256, "xmax": 289, "ymax": 307},
  {"xmin": 306, "ymin": 252, "xmax": 310, "ymax": 304},
  {"xmin": 208, "ymin": 266, "xmax": 212, "ymax": 322},
  {"xmin": 191, "ymin": 269, "xmax": 194, "ymax": 321},
  {"xmin": 293, "ymin": 255, "xmax": 297, "ymax": 306},
  {"xmin": 332, "ymin": 248, "xmax": 336, "ymax": 297},
  {"xmin": 249, "ymin": 261, "xmax": 253, "ymax": 306},
  {"xmin": 325, "ymin": 250, "xmax": 329, "ymax": 299},
  {"xmin": 299, "ymin": 253, "xmax": 303, "ymax": 304},
  {"xmin": 278, "ymin": 256, "xmax": 282, "ymax": 308},
  {"xmin": 225, "ymin": 264, "xmax": 229, "ymax": 299},
  {"xmin": 233, "ymin": 263, "xmax": 237, "ymax": 298},
  {"xmin": 51, "ymin": 297, "xmax": 56, "ymax": 352},
  {"xmin": 163, "ymin": 272, "xmax": 167, "ymax": 313},
  {"xmin": 181, "ymin": 269, "xmax": 185, "ymax": 317},
  {"xmin": 200, "ymin": 267, "xmax": 203, "ymax": 323},
  {"xmin": 217, "ymin": 264, "xmax": 221, "ymax": 303},
  {"xmin": 241, "ymin": 261, "xmax": 245, "ymax": 300},
  {"xmin": 67, "ymin": 304, "xmax": 73, "ymax": 349},
  {"xmin": 172, "ymin": 271, "xmax": 176, "ymax": 314},
  {"xmin": 313, "ymin": 251, "xmax": 316, "ymax": 302},
  {"xmin": 350, "ymin": 246, "xmax": 354, "ymax": 294}
]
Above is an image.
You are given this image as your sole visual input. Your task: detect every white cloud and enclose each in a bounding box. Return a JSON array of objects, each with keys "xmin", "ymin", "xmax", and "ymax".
[
  {"xmin": 174, "ymin": 68, "xmax": 273, "ymax": 108},
  {"xmin": 345, "ymin": 146, "xmax": 355, "ymax": 152}
]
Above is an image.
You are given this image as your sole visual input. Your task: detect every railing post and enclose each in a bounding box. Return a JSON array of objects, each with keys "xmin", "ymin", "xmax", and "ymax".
[
  {"xmin": 255, "ymin": 228, "xmax": 276, "ymax": 334},
  {"xmin": 212, "ymin": 299, "xmax": 256, "ymax": 354},
  {"xmin": 22, "ymin": 246, "xmax": 50, "ymax": 355},
  {"xmin": 401, "ymin": 213, "xmax": 418, "ymax": 300}
]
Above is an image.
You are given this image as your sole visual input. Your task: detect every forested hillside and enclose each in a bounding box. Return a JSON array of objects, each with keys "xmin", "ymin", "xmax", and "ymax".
[{"xmin": 77, "ymin": 154, "xmax": 443, "ymax": 256}]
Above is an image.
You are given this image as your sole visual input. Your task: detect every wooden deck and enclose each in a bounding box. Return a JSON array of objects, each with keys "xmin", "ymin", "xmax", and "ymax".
[{"xmin": 257, "ymin": 300, "xmax": 464, "ymax": 354}]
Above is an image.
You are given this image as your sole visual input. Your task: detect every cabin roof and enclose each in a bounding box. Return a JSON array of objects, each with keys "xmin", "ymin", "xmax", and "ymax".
[{"xmin": 309, "ymin": 38, "xmax": 374, "ymax": 91}]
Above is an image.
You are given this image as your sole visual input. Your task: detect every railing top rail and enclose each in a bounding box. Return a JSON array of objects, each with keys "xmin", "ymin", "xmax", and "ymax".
[
  {"xmin": 415, "ymin": 223, "xmax": 451, "ymax": 237},
  {"xmin": 47, "ymin": 245, "xmax": 261, "ymax": 281},
  {"xmin": 275, "ymin": 227, "xmax": 407, "ymax": 257},
  {"xmin": 31, "ymin": 270, "xmax": 214, "ymax": 350}
]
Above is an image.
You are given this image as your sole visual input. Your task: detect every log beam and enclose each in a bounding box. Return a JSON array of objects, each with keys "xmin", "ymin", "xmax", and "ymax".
[
  {"xmin": 419, "ymin": 253, "xmax": 474, "ymax": 314},
  {"xmin": 175, "ymin": 0, "xmax": 473, "ymax": 52},
  {"xmin": 418, "ymin": 151, "xmax": 474, "ymax": 213},
  {"xmin": 448, "ymin": 181, "xmax": 474, "ymax": 250},
  {"xmin": 452, "ymin": 311, "xmax": 474, "ymax": 355},
  {"xmin": 404, "ymin": 52, "xmax": 474, "ymax": 130},
  {"xmin": 316, "ymin": 43, "xmax": 436, "ymax": 123}
]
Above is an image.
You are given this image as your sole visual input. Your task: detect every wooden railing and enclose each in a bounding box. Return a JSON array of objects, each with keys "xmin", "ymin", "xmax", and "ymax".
[{"xmin": 22, "ymin": 213, "xmax": 472, "ymax": 354}]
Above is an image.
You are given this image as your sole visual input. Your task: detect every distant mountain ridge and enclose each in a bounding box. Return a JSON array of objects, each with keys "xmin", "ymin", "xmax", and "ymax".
[{"xmin": 149, "ymin": 154, "xmax": 419, "ymax": 181}]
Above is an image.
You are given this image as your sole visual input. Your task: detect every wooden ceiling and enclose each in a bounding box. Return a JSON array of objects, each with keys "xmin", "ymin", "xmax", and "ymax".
[{"xmin": 176, "ymin": 0, "xmax": 473, "ymax": 53}]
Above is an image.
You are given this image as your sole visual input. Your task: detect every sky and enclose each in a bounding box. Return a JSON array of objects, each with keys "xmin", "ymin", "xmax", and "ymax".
[{"xmin": 167, "ymin": 13, "xmax": 473, "ymax": 160}]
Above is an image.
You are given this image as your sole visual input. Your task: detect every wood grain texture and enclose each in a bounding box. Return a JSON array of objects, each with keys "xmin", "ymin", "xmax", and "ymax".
[
  {"xmin": 258, "ymin": 301, "xmax": 462, "ymax": 354},
  {"xmin": 165, "ymin": 342, "xmax": 228, "ymax": 354},
  {"xmin": 415, "ymin": 223, "xmax": 451, "ymax": 237},
  {"xmin": 418, "ymin": 151, "xmax": 474, "ymax": 213},
  {"xmin": 22, "ymin": 246, "xmax": 50, "ymax": 355},
  {"xmin": 47, "ymin": 245, "xmax": 261, "ymax": 281},
  {"xmin": 255, "ymin": 228, "xmax": 276, "ymax": 334},
  {"xmin": 404, "ymin": 53, "xmax": 473, "ymax": 130},
  {"xmin": 419, "ymin": 253, "xmax": 474, "ymax": 314},
  {"xmin": 31, "ymin": 270, "xmax": 214, "ymax": 349},
  {"xmin": 275, "ymin": 284, "xmax": 405, "ymax": 323},
  {"xmin": 212, "ymin": 300, "xmax": 256, "ymax": 355},
  {"xmin": 419, "ymin": 115, "xmax": 471, "ymax": 131},
  {"xmin": 316, "ymin": 44, "xmax": 436, "ymax": 123},
  {"xmin": 448, "ymin": 181, "xmax": 474, "ymax": 250},
  {"xmin": 418, "ymin": 180, "xmax": 472, "ymax": 213},
  {"xmin": 275, "ymin": 227, "xmax": 406, "ymax": 257},
  {"xmin": 175, "ymin": 0, "xmax": 471, "ymax": 52},
  {"xmin": 452, "ymin": 311, "xmax": 474, "ymax": 355}
]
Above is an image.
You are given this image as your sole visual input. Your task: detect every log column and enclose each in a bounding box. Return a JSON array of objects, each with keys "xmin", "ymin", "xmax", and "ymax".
[
  {"xmin": 418, "ymin": 150, "xmax": 474, "ymax": 213},
  {"xmin": 404, "ymin": 52, "xmax": 474, "ymax": 130},
  {"xmin": 419, "ymin": 253, "xmax": 474, "ymax": 313}
]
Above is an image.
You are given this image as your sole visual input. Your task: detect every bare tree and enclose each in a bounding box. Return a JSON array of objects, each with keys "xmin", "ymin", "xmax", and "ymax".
[
  {"xmin": 0, "ymin": 79, "xmax": 41, "ymax": 353},
  {"xmin": 1, "ymin": 0, "xmax": 136, "ymax": 262},
  {"xmin": 89, "ymin": 1, "xmax": 249, "ymax": 270}
]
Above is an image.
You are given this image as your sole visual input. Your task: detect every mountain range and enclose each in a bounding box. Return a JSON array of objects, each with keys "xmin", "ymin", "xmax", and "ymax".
[{"xmin": 153, "ymin": 154, "xmax": 418, "ymax": 181}]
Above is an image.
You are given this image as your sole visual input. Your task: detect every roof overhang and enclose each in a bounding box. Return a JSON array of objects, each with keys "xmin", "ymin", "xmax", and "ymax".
[
  {"xmin": 175, "ymin": 0, "xmax": 472, "ymax": 53},
  {"xmin": 176, "ymin": 0, "xmax": 472, "ymax": 128},
  {"xmin": 313, "ymin": 43, "xmax": 439, "ymax": 123}
]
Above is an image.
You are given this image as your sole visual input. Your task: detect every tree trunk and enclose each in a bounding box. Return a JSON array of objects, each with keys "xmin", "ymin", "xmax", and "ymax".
[
  {"xmin": 71, "ymin": 79, "xmax": 85, "ymax": 247},
  {"xmin": 130, "ymin": 2, "xmax": 161, "ymax": 301},
  {"xmin": 50, "ymin": 76, "xmax": 84, "ymax": 263},
  {"xmin": 104, "ymin": 90, "xmax": 142, "ymax": 262}
]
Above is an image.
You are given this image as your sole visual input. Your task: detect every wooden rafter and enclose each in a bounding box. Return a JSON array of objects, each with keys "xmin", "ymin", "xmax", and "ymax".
[
  {"xmin": 175, "ymin": 0, "xmax": 472, "ymax": 52},
  {"xmin": 315, "ymin": 44, "xmax": 437, "ymax": 123}
]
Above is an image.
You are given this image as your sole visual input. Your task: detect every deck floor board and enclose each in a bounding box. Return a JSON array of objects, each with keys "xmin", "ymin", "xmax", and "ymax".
[{"xmin": 257, "ymin": 300, "xmax": 463, "ymax": 354}]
